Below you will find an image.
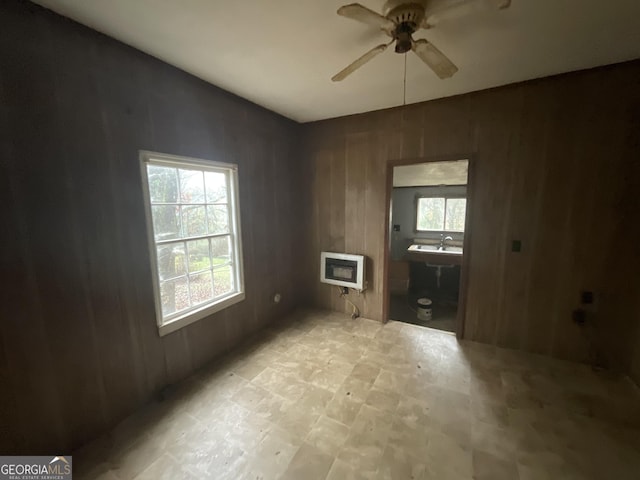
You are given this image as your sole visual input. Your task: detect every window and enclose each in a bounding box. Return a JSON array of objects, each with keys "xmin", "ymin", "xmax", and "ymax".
[
  {"xmin": 140, "ymin": 151, "xmax": 245, "ymax": 336},
  {"xmin": 416, "ymin": 197, "xmax": 467, "ymax": 232}
]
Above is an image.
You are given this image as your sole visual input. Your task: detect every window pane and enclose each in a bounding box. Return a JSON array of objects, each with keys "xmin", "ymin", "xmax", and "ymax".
[
  {"xmin": 151, "ymin": 205, "xmax": 181, "ymax": 241},
  {"xmin": 179, "ymin": 169, "xmax": 205, "ymax": 203},
  {"xmin": 160, "ymin": 276, "xmax": 190, "ymax": 317},
  {"xmin": 445, "ymin": 198, "xmax": 467, "ymax": 232},
  {"xmin": 148, "ymin": 166, "xmax": 178, "ymax": 203},
  {"xmin": 190, "ymin": 271, "xmax": 214, "ymax": 306},
  {"xmin": 417, "ymin": 197, "xmax": 445, "ymax": 231},
  {"xmin": 207, "ymin": 205, "xmax": 229, "ymax": 234},
  {"xmin": 182, "ymin": 205, "xmax": 207, "ymax": 237},
  {"xmin": 157, "ymin": 242, "xmax": 186, "ymax": 280},
  {"xmin": 187, "ymin": 239, "xmax": 211, "ymax": 272},
  {"xmin": 213, "ymin": 265, "xmax": 233, "ymax": 297},
  {"xmin": 205, "ymin": 171, "xmax": 227, "ymax": 204},
  {"xmin": 211, "ymin": 236, "xmax": 231, "ymax": 265},
  {"xmin": 143, "ymin": 154, "xmax": 245, "ymax": 329}
]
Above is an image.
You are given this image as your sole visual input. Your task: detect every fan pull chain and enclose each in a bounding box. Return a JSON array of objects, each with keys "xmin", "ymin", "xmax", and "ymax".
[{"xmin": 403, "ymin": 53, "xmax": 407, "ymax": 106}]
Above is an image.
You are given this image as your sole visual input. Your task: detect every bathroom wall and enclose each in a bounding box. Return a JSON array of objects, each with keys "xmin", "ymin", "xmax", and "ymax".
[
  {"xmin": 391, "ymin": 185, "xmax": 467, "ymax": 260},
  {"xmin": 302, "ymin": 60, "xmax": 640, "ymax": 369}
]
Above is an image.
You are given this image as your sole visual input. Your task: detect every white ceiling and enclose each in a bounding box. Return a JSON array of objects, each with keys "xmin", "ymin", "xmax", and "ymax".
[
  {"xmin": 34, "ymin": 0, "xmax": 640, "ymax": 123},
  {"xmin": 393, "ymin": 160, "xmax": 468, "ymax": 187}
]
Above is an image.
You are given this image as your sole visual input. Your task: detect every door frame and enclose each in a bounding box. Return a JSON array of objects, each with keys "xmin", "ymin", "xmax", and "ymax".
[{"xmin": 381, "ymin": 153, "xmax": 476, "ymax": 339}]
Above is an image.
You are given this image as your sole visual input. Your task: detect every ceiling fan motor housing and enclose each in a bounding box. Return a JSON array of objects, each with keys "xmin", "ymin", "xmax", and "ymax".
[
  {"xmin": 384, "ymin": 2, "xmax": 426, "ymax": 54},
  {"xmin": 394, "ymin": 24, "xmax": 414, "ymax": 53}
]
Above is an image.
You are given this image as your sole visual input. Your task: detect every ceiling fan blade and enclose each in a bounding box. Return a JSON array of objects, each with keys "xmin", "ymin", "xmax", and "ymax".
[
  {"xmin": 332, "ymin": 43, "xmax": 389, "ymax": 82},
  {"xmin": 337, "ymin": 3, "xmax": 395, "ymax": 31},
  {"xmin": 412, "ymin": 39, "xmax": 458, "ymax": 79},
  {"xmin": 421, "ymin": 0, "xmax": 511, "ymax": 28}
]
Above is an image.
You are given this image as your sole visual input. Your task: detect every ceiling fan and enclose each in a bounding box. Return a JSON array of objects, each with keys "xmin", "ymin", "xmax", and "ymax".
[{"xmin": 332, "ymin": 0, "xmax": 511, "ymax": 82}]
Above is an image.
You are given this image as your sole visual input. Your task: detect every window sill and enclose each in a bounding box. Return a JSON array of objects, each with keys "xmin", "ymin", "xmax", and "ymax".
[{"xmin": 157, "ymin": 292, "xmax": 245, "ymax": 337}]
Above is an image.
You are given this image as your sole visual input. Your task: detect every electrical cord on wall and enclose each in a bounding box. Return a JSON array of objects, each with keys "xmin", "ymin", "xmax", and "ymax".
[{"xmin": 337, "ymin": 286, "xmax": 360, "ymax": 319}]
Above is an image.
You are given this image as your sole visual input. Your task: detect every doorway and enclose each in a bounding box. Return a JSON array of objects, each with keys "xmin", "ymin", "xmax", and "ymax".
[{"xmin": 384, "ymin": 158, "xmax": 471, "ymax": 335}]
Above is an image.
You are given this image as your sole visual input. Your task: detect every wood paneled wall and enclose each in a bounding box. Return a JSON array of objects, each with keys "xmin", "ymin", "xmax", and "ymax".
[
  {"xmin": 2, "ymin": 0, "xmax": 640, "ymax": 456},
  {"xmin": 0, "ymin": 2, "xmax": 304, "ymax": 454},
  {"xmin": 601, "ymin": 113, "xmax": 640, "ymax": 384},
  {"xmin": 302, "ymin": 61, "xmax": 640, "ymax": 369}
]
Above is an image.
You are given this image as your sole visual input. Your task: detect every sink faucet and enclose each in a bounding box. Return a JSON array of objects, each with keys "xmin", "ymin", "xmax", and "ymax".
[{"xmin": 440, "ymin": 234, "xmax": 453, "ymax": 250}]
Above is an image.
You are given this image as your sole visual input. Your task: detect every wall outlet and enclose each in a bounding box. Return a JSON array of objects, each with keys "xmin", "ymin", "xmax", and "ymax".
[
  {"xmin": 572, "ymin": 308, "xmax": 586, "ymax": 326},
  {"xmin": 511, "ymin": 240, "xmax": 522, "ymax": 253},
  {"xmin": 273, "ymin": 293, "xmax": 281, "ymax": 304},
  {"xmin": 580, "ymin": 291, "xmax": 594, "ymax": 305}
]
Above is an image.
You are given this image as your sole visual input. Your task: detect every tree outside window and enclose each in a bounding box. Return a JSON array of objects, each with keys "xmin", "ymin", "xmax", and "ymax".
[{"xmin": 417, "ymin": 197, "xmax": 466, "ymax": 232}]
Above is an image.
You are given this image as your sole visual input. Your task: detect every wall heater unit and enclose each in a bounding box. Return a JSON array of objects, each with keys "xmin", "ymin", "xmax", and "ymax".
[{"xmin": 320, "ymin": 252, "xmax": 366, "ymax": 291}]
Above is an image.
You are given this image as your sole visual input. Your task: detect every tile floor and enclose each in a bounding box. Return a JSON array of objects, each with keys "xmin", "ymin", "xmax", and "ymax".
[{"xmin": 75, "ymin": 310, "xmax": 640, "ymax": 480}]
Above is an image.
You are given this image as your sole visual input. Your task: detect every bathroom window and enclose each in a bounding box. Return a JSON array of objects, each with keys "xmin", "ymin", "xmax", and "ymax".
[
  {"xmin": 140, "ymin": 151, "xmax": 245, "ymax": 336},
  {"xmin": 416, "ymin": 196, "xmax": 466, "ymax": 232}
]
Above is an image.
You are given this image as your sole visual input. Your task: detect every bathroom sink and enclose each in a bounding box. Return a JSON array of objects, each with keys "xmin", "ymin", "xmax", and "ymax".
[
  {"xmin": 407, "ymin": 244, "xmax": 440, "ymax": 252},
  {"xmin": 407, "ymin": 244, "xmax": 463, "ymax": 254},
  {"xmin": 406, "ymin": 244, "xmax": 463, "ymax": 265}
]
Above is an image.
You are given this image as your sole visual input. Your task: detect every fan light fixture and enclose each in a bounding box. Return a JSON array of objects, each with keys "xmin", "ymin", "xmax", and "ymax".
[{"xmin": 332, "ymin": 0, "xmax": 511, "ymax": 82}]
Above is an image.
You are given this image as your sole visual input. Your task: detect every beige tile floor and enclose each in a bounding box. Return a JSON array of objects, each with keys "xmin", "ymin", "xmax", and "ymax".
[{"xmin": 75, "ymin": 310, "xmax": 640, "ymax": 480}]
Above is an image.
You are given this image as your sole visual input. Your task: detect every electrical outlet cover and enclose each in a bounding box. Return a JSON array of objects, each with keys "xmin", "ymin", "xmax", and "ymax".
[{"xmin": 581, "ymin": 291, "xmax": 594, "ymax": 305}]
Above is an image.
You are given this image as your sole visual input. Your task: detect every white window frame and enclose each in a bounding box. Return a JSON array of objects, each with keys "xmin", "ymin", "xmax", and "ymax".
[
  {"xmin": 415, "ymin": 195, "xmax": 467, "ymax": 233},
  {"xmin": 140, "ymin": 151, "xmax": 245, "ymax": 336}
]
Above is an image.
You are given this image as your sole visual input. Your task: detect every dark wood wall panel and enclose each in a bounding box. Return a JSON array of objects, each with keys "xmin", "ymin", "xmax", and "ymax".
[
  {"xmin": 599, "ymin": 79, "xmax": 640, "ymax": 385},
  {"xmin": 0, "ymin": 2, "xmax": 303, "ymax": 454},
  {"xmin": 303, "ymin": 61, "xmax": 640, "ymax": 371},
  {"xmin": 2, "ymin": 0, "xmax": 639, "ymax": 456}
]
